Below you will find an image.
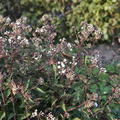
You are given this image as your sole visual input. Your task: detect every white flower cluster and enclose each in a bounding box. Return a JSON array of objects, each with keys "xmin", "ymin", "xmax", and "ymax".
[
  {"xmin": 33, "ymin": 24, "xmax": 57, "ymax": 45},
  {"xmin": 90, "ymin": 56, "xmax": 99, "ymax": 67},
  {"xmin": 46, "ymin": 112, "xmax": 55, "ymax": 120},
  {"xmin": 57, "ymin": 59, "xmax": 67, "ymax": 74},
  {"xmin": 99, "ymin": 67, "xmax": 107, "ymax": 73},
  {"xmin": 80, "ymin": 21, "xmax": 102, "ymax": 41},
  {"xmin": 113, "ymin": 87, "xmax": 120, "ymax": 98},
  {"xmin": 87, "ymin": 24, "xmax": 95, "ymax": 33},
  {"xmin": 90, "ymin": 50, "xmax": 100, "ymax": 67},
  {"xmin": 67, "ymin": 43, "xmax": 73, "ymax": 51},
  {"xmin": 37, "ymin": 77, "xmax": 44, "ymax": 85},
  {"xmin": 47, "ymin": 47, "xmax": 56, "ymax": 56},
  {"xmin": 31, "ymin": 109, "xmax": 38, "ymax": 118},
  {"xmin": 59, "ymin": 37, "xmax": 66, "ymax": 42},
  {"xmin": 39, "ymin": 111, "xmax": 45, "ymax": 116},
  {"xmin": 32, "ymin": 52, "xmax": 42, "ymax": 60},
  {"xmin": 90, "ymin": 53, "xmax": 107, "ymax": 73},
  {"xmin": 2, "ymin": 17, "xmax": 31, "ymax": 49},
  {"xmin": 39, "ymin": 111, "xmax": 56, "ymax": 120},
  {"xmin": 57, "ymin": 55, "xmax": 77, "ymax": 75},
  {"xmin": 17, "ymin": 36, "xmax": 29, "ymax": 45},
  {"xmin": 66, "ymin": 70, "xmax": 75, "ymax": 82},
  {"xmin": 72, "ymin": 56, "xmax": 77, "ymax": 66}
]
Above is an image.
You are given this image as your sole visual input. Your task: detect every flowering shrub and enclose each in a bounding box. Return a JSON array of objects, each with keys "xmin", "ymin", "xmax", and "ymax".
[{"xmin": 0, "ymin": 16, "xmax": 120, "ymax": 120}]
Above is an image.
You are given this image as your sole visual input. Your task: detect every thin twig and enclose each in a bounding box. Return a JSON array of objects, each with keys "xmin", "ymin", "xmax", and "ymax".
[
  {"xmin": 66, "ymin": 101, "xmax": 86, "ymax": 112},
  {"xmin": 11, "ymin": 94, "xmax": 16, "ymax": 120},
  {"xmin": 1, "ymin": 90, "xmax": 5, "ymax": 105}
]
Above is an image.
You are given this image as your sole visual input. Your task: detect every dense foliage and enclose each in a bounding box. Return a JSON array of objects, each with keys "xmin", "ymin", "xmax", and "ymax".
[
  {"xmin": 0, "ymin": 0, "xmax": 120, "ymax": 42},
  {"xmin": 0, "ymin": 16, "xmax": 120, "ymax": 120}
]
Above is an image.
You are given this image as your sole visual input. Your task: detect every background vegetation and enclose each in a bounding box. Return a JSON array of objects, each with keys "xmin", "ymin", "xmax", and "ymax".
[{"xmin": 0, "ymin": 0, "xmax": 120, "ymax": 42}]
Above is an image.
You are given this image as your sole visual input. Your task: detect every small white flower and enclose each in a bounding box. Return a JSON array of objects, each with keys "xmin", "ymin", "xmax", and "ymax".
[
  {"xmin": 23, "ymin": 38, "xmax": 29, "ymax": 45},
  {"xmin": 8, "ymin": 38, "xmax": 12, "ymax": 43},
  {"xmin": 35, "ymin": 28, "xmax": 39, "ymax": 32},
  {"xmin": 81, "ymin": 27, "xmax": 84, "ymax": 29},
  {"xmin": 74, "ymin": 62, "xmax": 77, "ymax": 66},
  {"xmin": 72, "ymin": 56, "xmax": 75, "ymax": 59},
  {"xmin": 58, "ymin": 61, "xmax": 61, "ymax": 64},
  {"xmin": 59, "ymin": 38, "xmax": 66, "ymax": 42},
  {"xmin": 94, "ymin": 102, "xmax": 98, "ymax": 107},
  {"xmin": 57, "ymin": 65, "xmax": 61, "ymax": 69},
  {"xmin": 61, "ymin": 62, "xmax": 65, "ymax": 68},
  {"xmin": 48, "ymin": 51, "xmax": 52, "ymax": 55},
  {"xmin": 17, "ymin": 36, "xmax": 21, "ymax": 40},
  {"xmin": 62, "ymin": 69, "xmax": 66, "ymax": 74},
  {"xmin": 63, "ymin": 59, "xmax": 67, "ymax": 63},
  {"xmin": 34, "ymin": 57, "xmax": 38, "ymax": 60},
  {"xmin": 16, "ymin": 21, "xmax": 21, "ymax": 25},
  {"xmin": 40, "ymin": 28, "xmax": 44, "ymax": 33},
  {"xmin": 67, "ymin": 43, "xmax": 72, "ymax": 48},
  {"xmin": 6, "ymin": 17, "xmax": 11, "ymax": 23}
]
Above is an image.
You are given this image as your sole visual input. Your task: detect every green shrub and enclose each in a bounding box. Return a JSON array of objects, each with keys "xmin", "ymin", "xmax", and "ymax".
[{"xmin": 64, "ymin": 0, "xmax": 120, "ymax": 41}]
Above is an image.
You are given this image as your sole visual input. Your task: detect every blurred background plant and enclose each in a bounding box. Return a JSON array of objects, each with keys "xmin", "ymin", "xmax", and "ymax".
[{"xmin": 0, "ymin": 0, "xmax": 120, "ymax": 42}]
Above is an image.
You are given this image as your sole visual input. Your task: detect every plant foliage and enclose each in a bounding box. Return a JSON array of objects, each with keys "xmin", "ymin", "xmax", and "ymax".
[{"xmin": 0, "ymin": 16, "xmax": 120, "ymax": 120}]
